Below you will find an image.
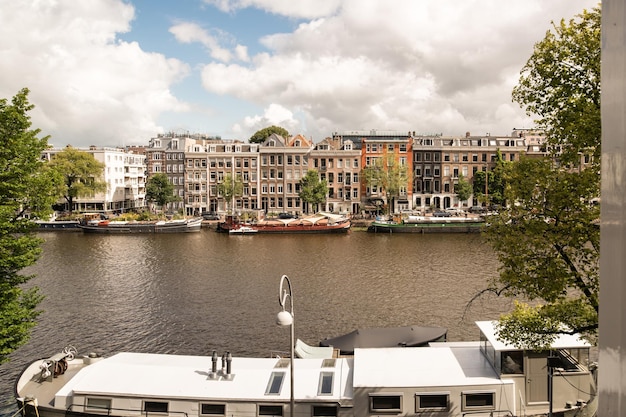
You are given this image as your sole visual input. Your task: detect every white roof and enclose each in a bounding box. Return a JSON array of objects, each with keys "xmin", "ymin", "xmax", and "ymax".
[
  {"xmin": 475, "ymin": 321, "xmax": 592, "ymax": 351},
  {"xmin": 353, "ymin": 345, "xmax": 507, "ymax": 388},
  {"xmin": 56, "ymin": 353, "xmax": 353, "ymax": 402}
]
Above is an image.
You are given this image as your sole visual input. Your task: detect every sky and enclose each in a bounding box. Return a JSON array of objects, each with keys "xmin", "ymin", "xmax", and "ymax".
[{"xmin": 1, "ymin": 0, "xmax": 598, "ymax": 148}]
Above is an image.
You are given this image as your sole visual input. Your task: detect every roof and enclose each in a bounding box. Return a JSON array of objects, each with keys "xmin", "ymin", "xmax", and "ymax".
[
  {"xmin": 475, "ymin": 320, "xmax": 592, "ymax": 351},
  {"xmin": 352, "ymin": 344, "xmax": 508, "ymax": 388},
  {"xmin": 55, "ymin": 352, "xmax": 353, "ymax": 402},
  {"xmin": 320, "ymin": 325, "xmax": 447, "ymax": 354}
]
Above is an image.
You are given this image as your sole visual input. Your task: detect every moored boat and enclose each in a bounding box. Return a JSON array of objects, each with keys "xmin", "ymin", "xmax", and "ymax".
[
  {"xmin": 368, "ymin": 215, "xmax": 485, "ymax": 233},
  {"xmin": 78, "ymin": 217, "xmax": 203, "ymax": 234},
  {"xmin": 14, "ymin": 321, "xmax": 596, "ymax": 417},
  {"xmin": 35, "ymin": 220, "xmax": 81, "ymax": 231},
  {"xmin": 320, "ymin": 325, "xmax": 448, "ymax": 355},
  {"xmin": 228, "ymin": 225, "xmax": 258, "ymax": 235},
  {"xmin": 218, "ymin": 212, "xmax": 351, "ymax": 234}
]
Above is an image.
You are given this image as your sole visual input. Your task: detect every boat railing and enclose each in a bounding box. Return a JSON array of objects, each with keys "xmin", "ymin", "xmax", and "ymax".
[{"xmin": 66, "ymin": 404, "xmax": 190, "ymax": 417}]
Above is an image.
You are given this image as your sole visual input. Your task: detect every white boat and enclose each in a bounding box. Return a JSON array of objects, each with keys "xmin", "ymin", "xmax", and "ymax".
[
  {"xmin": 14, "ymin": 321, "xmax": 596, "ymax": 417},
  {"xmin": 228, "ymin": 225, "xmax": 258, "ymax": 235}
]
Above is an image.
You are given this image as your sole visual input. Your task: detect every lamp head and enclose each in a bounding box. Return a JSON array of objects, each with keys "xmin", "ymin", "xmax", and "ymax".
[{"xmin": 276, "ymin": 310, "xmax": 293, "ymax": 326}]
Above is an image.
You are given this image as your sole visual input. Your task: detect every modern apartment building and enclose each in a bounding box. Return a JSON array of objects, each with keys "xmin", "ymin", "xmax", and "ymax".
[{"xmin": 42, "ymin": 146, "xmax": 146, "ymax": 213}]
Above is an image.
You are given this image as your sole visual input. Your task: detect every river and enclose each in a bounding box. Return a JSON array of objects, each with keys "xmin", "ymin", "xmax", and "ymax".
[{"xmin": 0, "ymin": 228, "xmax": 512, "ymax": 409}]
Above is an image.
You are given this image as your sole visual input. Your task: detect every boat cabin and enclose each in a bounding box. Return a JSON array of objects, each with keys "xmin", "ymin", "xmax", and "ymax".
[{"xmin": 16, "ymin": 321, "xmax": 596, "ymax": 417}]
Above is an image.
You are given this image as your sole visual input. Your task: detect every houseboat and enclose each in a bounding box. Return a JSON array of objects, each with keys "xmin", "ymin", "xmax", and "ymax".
[
  {"xmin": 15, "ymin": 321, "xmax": 596, "ymax": 417},
  {"xmin": 368, "ymin": 215, "xmax": 485, "ymax": 233},
  {"xmin": 78, "ymin": 217, "xmax": 203, "ymax": 234},
  {"xmin": 217, "ymin": 212, "xmax": 350, "ymax": 234}
]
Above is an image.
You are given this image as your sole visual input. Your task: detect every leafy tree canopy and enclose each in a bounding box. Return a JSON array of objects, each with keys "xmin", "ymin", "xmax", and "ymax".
[
  {"xmin": 362, "ymin": 156, "xmax": 411, "ymax": 213},
  {"xmin": 218, "ymin": 173, "xmax": 243, "ymax": 213},
  {"xmin": 0, "ymin": 88, "xmax": 61, "ymax": 363},
  {"xmin": 249, "ymin": 126, "xmax": 289, "ymax": 144},
  {"xmin": 299, "ymin": 170, "xmax": 328, "ymax": 213},
  {"xmin": 48, "ymin": 146, "xmax": 107, "ymax": 213},
  {"xmin": 483, "ymin": 6, "xmax": 601, "ymax": 348},
  {"xmin": 145, "ymin": 173, "xmax": 181, "ymax": 209},
  {"xmin": 454, "ymin": 173, "xmax": 472, "ymax": 204}
]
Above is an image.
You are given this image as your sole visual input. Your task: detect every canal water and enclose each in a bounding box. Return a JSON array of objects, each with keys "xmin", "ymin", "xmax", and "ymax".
[{"xmin": 0, "ymin": 229, "xmax": 512, "ymax": 408}]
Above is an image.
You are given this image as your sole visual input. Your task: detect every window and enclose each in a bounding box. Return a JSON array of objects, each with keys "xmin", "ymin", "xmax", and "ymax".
[
  {"xmin": 86, "ymin": 398, "xmax": 111, "ymax": 413},
  {"xmin": 462, "ymin": 392, "xmax": 495, "ymax": 411},
  {"xmin": 265, "ymin": 372, "xmax": 285, "ymax": 395},
  {"xmin": 201, "ymin": 403, "xmax": 226, "ymax": 415},
  {"xmin": 318, "ymin": 372, "xmax": 334, "ymax": 395},
  {"xmin": 415, "ymin": 393, "xmax": 449, "ymax": 412},
  {"xmin": 144, "ymin": 401, "xmax": 168, "ymax": 413},
  {"xmin": 369, "ymin": 394, "xmax": 402, "ymax": 413},
  {"xmin": 312, "ymin": 405, "xmax": 337, "ymax": 417},
  {"xmin": 501, "ymin": 351, "xmax": 524, "ymax": 374},
  {"xmin": 259, "ymin": 405, "xmax": 283, "ymax": 416}
]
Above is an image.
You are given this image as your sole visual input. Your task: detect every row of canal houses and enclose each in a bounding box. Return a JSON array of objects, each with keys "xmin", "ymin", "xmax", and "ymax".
[{"xmin": 42, "ymin": 128, "xmax": 551, "ymax": 217}]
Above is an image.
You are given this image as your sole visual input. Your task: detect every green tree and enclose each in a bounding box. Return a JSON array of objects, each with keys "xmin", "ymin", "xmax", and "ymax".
[
  {"xmin": 299, "ymin": 170, "xmax": 328, "ymax": 213},
  {"xmin": 482, "ymin": 6, "xmax": 601, "ymax": 348},
  {"xmin": 145, "ymin": 173, "xmax": 181, "ymax": 210},
  {"xmin": 48, "ymin": 146, "xmax": 107, "ymax": 213},
  {"xmin": 218, "ymin": 173, "xmax": 243, "ymax": 213},
  {"xmin": 0, "ymin": 89, "xmax": 62, "ymax": 363},
  {"xmin": 472, "ymin": 152, "xmax": 507, "ymax": 207},
  {"xmin": 454, "ymin": 174, "xmax": 472, "ymax": 207},
  {"xmin": 249, "ymin": 126, "xmax": 289, "ymax": 144},
  {"xmin": 362, "ymin": 156, "xmax": 411, "ymax": 214}
]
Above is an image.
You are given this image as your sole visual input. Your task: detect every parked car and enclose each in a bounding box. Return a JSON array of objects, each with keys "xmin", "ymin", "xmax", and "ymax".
[
  {"xmin": 278, "ymin": 212, "xmax": 296, "ymax": 219},
  {"xmin": 202, "ymin": 212, "xmax": 220, "ymax": 221},
  {"xmin": 469, "ymin": 206, "xmax": 486, "ymax": 214},
  {"xmin": 433, "ymin": 211, "xmax": 452, "ymax": 217}
]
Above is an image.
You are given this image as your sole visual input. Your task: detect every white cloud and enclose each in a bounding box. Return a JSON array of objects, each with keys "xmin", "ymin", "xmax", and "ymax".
[
  {"xmin": 169, "ymin": 22, "xmax": 236, "ymax": 63},
  {"xmin": 204, "ymin": 0, "xmax": 594, "ymax": 141},
  {"xmin": 203, "ymin": 0, "xmax": 342, "ymax": 19},
  {"xmin": 240, "ymin": 104, "xmax": 301, "ymax": 137},
  {"xmin": 0, "ymin": 0, "xmax": 190, "ymax": 147}
]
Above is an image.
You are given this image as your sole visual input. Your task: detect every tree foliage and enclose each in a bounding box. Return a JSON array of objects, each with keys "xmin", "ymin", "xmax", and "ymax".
[
  {"xmin": 454, "ymin": 174, "xmax": 472, "ymax": 205},
  {"xmin": 299, "ymin": 170, "xmax": 328, "ymax": 213},
  {"xmin": 249, "ymin": 126, "xmax": 289, "ymax": 144},
  {"xmin": 0, "ymin": 88, "xmax": 61, "ymax": 363},
  {"xmin": 145, "ymin": 173, "xmax": 181, "ymax": 209},
  {"xmin": 484, "ymin": 6, "xmax": 601, "ymax": 347},
  {"xmin": 218, "ymin": 173, "xmax": 243, "ymax": 213},
  {"xmin": 48, "ymin": 146, "xmax": 107, "ymax": 213},
  {"xmin": 362, "ymin": 156, "xmax": 411, "ymax": 214},
  {"xmin": 472, "ymin": 152, "xmax": 507, "ymax": 206}
]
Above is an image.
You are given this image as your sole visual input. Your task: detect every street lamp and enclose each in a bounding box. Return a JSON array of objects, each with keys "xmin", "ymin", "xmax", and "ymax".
[{"xmin": 277, "ymin": 275, "xmax": 295, "ymax": 417}]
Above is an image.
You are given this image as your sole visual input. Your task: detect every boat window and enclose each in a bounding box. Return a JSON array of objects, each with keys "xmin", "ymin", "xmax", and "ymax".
[
  {"xmin": 369, "ymin": 394, "xmax": 402, "ymax": 413},
  {"xmin": 86, "ymin": 398, "xmax": 111, "ymax": 413},
  {"xmin": 312, "ymin": 405, "xmax": 338, "ymax": 416},
  {"xmin": 200, "ymin": 403, "xmax": 226, "ymax": 415},
  {"xmin": 501, "ymin": 351, "xmax": 524, "ymax": 374},
  {"xmin": 462, "ymin": 391, "xmax": 495, "ymax": 411},
  {"xmin": 144, "ymin": 401, "xmax": 169, "ymax": 413},
  {"xmin": 415, "ymin": 392, "xmax": 449, "ymax": 412},
  {"xmin": 318, "ymin": 372, "xmax": 334, "ymax": 395},
  {"xmin": 265, "ymin": 372, "xmax": 285, "ymax": 395},
  {"xmin": 258, "ymin": 404, "xmax": 283, "ymax": 416}
]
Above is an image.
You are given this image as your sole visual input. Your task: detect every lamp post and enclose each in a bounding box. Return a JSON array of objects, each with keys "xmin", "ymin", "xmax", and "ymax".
[{"xmin": 277, "ymin": 275, "xmax": 295, "ymax": 417}]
